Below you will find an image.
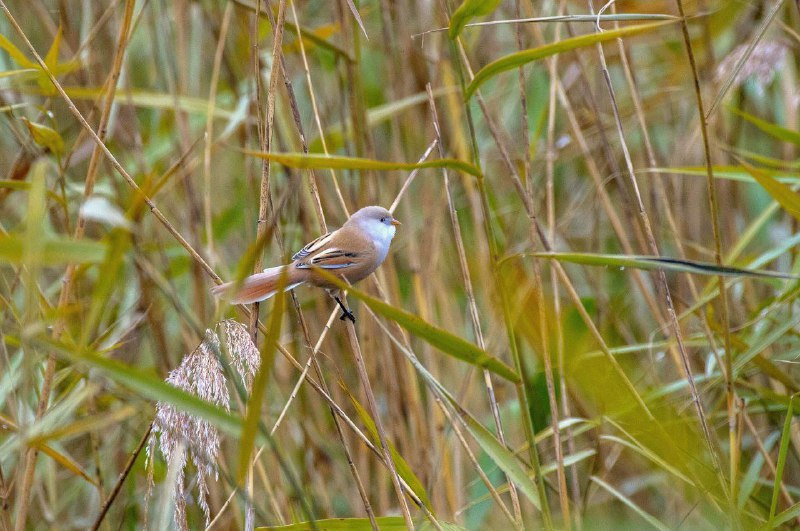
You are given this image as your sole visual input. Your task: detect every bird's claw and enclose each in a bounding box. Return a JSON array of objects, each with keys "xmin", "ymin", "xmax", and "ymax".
[
  {"xmin": 334, "ymin": 295, "xmax": 356, "ymax": 323},
  {"xmin": 339, "ymin": 309, "xmax": 356, "ymax": 323}
]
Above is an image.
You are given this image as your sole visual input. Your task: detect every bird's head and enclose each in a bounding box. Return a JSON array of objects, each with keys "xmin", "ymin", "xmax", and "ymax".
[{"xmin": 348, "ymin": 206, "xmax": 400, "ymax": 246}]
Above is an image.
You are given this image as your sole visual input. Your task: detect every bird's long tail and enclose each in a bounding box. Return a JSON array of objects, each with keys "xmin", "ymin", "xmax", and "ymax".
[{"xmin": 211, "ymin": 265, "xmax": 305, "ymax": 305}]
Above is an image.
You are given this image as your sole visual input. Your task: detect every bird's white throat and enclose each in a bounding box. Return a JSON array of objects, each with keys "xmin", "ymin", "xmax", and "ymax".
[{"xmin": 362, "ymin": 219, "xmax": 396, "ymax": 264}]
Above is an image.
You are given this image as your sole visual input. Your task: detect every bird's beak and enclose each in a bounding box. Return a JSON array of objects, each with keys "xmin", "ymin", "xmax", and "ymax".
[{"xmin": 391, "ymin": 218, "xmax": 401, "ymax": 226}]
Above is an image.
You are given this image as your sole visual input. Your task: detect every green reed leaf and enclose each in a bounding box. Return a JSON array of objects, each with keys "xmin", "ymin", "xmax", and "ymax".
[
  {"xmin": 240, "ymin": 150, "xmax": 483, "ymax": 178},
  {"xmin": 314, "ymin": 269, "xmax": 519, "ymax": 383},
  {"xmin": 465, "ymin": 21, "xmax": 674, "ymax": 99}
]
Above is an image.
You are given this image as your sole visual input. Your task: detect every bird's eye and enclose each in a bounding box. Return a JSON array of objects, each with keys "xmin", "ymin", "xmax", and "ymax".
[{"xmin": 380, "ymin": 217, "xmax": 386, "ymax": 223}]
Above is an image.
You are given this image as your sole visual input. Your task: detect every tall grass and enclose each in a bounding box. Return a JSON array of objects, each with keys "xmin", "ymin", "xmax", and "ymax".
[{"xmin": 1, "ymin": 0, "xmax": 800, "ymax": 529}]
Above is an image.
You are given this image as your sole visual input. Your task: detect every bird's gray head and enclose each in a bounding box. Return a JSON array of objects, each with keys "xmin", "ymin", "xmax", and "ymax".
[{"xmin": 347, "ymin": 206, "xmax": 400, "ymax": 249}]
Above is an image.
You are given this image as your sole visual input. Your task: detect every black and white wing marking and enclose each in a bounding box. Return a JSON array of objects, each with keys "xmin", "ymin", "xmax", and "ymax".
[
  {"xmin": 292, "ymin": 231, "xmax": 334, "ymax": 261},
  {"xmin": 295, "ymin": 248, "xmax": 359, "ymax": 269}
]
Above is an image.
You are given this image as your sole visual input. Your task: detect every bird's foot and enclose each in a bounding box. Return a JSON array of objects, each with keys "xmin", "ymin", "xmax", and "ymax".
[
  {"xmin": 334, "ymin": 295, "xmax": 356, "ymax": 323},
  {"xmin": 339, "ymin": 308, "xmax": 356, "ymax": 323}
]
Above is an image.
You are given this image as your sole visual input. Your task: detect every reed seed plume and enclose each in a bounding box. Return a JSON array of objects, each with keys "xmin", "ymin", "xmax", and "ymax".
[
  {"xmin": 220, "ymin": 318, "xmax": 261, "ymax": 392},
  {"xmin": 715, "ymin": 40, "xmax": 787, "ymax": 88},
  {"xmin": 149, "ymin": 329, "xmax": 230, "ymax": 529}
]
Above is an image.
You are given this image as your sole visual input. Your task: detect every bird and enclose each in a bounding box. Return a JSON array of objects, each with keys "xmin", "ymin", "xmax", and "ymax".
[{"xmin": 211, "ymin": 205, "xmax": 400, "ymax": 322}]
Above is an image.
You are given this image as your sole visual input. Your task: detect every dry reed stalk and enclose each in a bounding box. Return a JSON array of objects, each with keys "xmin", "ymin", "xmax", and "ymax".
[
  {"xmin": 427, "ymin": 83, "xmax": 522, "ymax": 527},
  {"xmin": 674, "ymin": 0, "xmax": 734, "ymax": 509},
  {"xmin": 233, "ymin": 6, "xmax": 372, "ymax": 519},
  {"xmin": 539, "ymin": 1, "xmax": 584, "ymax": 524},
  {"xmin": 203, "ymin": 1, "xmax": 234, "ymax": 264}
]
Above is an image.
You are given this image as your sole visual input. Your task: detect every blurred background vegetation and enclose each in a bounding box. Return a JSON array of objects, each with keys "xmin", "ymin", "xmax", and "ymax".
[{"xmin": 2, "ymin": 0, "xmax": 800, "ymax": 529}]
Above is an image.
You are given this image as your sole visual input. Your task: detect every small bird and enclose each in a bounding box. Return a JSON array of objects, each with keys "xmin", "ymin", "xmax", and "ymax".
[{"xmin": 212, "ymin": 206, "xmax": 400, "ymax": 322}]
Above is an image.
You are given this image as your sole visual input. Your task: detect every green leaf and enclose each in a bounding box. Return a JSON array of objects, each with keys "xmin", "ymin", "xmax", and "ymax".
[
  {"xmin": 347, "ymin": 391, "xmax": 433, "ymax": 510},
  {"xmin": 465, "ymin": 448, "xmax": 597, "ymax": 511},
  {"xmin": 0, "ymin": 235, "xmax": 107, "ymax": 265},
  {"xmin": 375, "ymin": 326, "xmax": 539, "ymax": 509},
  {"xmin": 768, "ymin": 394, "xmax": 797, "ymax": 526},
  {"xmin": 731, "ymin": 107, "xmax": 800, "ymax": 146},
  {"xmin": 21, "ymin": 118, "xmax": 64, "ymax": 156},
  {"xmin": 448, "ymin": 0, "xmax": 501, "ymax": 39},
  {"xmin": 239, "ymin": 150, "xmax": 483, "ymax": 178},
  {"xmin": 24, "ymin": 162, "xmax": 47, "ymax": 272},
  {"xmin": 55, "ymin": 87, "xmax": 236, "ymax": 119},
  {"xmin": 0, "ymin": 33, "xmax": 35, "ymax": 67},
  {"xmin": 653, "ymin": 165, "xmax": 800, "ymax": 185},
  {"xmin": 42, "ymin": 337, "xmax": 243, "ymax": 437},
  {"xmin": 0, "ymin": 179, "xmax": 44, "ymax": 192},
  {"xmin": 2, "ymin": 25, "xmax": 81, "ymax": 91},
  {"xmin": 39, "ymin": 443, "xmax": 97, "ymax": 485},
  {"xmin": 739, "ymin": 158, "xmax": 800, "ymax": 222},
  {"xmin": 79, "ymin": 230, "xmax": 131, "ymax": 348},
  {"xmin": 591, "ymin": 476, "xmax": 671, "ymax": 531},
  {"xmin": 256, "ymin": 517, "xmax": 406, "ymax": 530},
  {"xmin": 314, "ymin": 269, "xmax": 519, "ymax": 382},
  {"xmin": 527, "ymin": 252, "xmax": 798, "ymax": 280},
  {"xmin": 44, "ymin": 25, "xmax": 63, "ymax": 69},
  {"xmin": 600, "ymin": 434, "xmax": 693, "ymax": 486},
  {"xmin": 772, "ymin": 501, "xmax": 800, "ymax": 529},
  {"xmin": 738, "ymin": 431, "xmax": 779, "ymax": 508},
  {"xmin": 0, "ymin": 68, "xmax": 37, "ymax": 80},
  {"xmin": 233, "ymin": 0, "xmax": 352, "ymax": 60},
  {"xmin": 26, "ymin": 405, "xmax": 137, "ymax": 446},
  {"xmin": 733, "ymin": 311, "xmax": 800, "ymax": 377},
  {"xmin": 465, "ymin": 21, "xmax": 674, "ymax": 99},
  {"xmin": 238, "ymin": 282, "xmax": 286, "ymax": 483},
  {"xmin": 0, "ymin": 414, "xmax": 97, "ymax": 486},
  {"xmin": 455, "ymin": 403, "xmax": 541, "ymax": 509}
]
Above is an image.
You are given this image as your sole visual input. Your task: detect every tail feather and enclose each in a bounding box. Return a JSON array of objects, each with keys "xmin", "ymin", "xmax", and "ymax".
[{"xmin": 211, "ymin": 266, "xmax": 304, "ymax": 305}]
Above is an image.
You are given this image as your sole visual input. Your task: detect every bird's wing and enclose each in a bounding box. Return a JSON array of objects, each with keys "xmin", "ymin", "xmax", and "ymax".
[
  {"xmin": 291, "ymin": 231, "xmax": 334, "ymax": 261},
  {"xmin": 295, "ymin": 247, "xmax": 360, "ymax": 270}
]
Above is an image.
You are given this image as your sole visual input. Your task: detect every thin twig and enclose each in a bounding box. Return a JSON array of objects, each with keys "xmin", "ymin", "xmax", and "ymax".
[
  {"xmin": 0, "ymin": 2, "xmax": 220, "ymax": 285},
  {"xmin": 287, "ymin": 0, "xmax": 348, "ymax": 218},
  {"xmin": 388, "ymin": 139, "xmax": 437, "ymax": 215},
  {"xmin": 674, "ymin": 0, "xmax": 734, "ymax": 508},
  {"xmin": 454, "ymin": 31, "xmax": 654, "ymax": 420},
  {"xmin": 90, "ymin": 423, "xmax": 153, "ymax": 531},
  {"xmin": 412, "ymin": 13, "xmax": 678, "ymax": 38},
  {"xmin": 270, "ymin": 307, "xmax": 339, "ymax": 435},
  {"xmin": 364, "ymin": 306, "xmax": 517, "ymax": 530},
  {"xmin": 342, "ymin": 313, "xmax": 415, "ymax": 529},
  {"xmin": 427, "ymin": 83, "xmax": 522, "ymax": 528},
  {"xmin": 540, "ymin": 1, "xmax": 584, "ymax": 526},
  {"xmin": 449, "ymin": 25, "xmax": 555, "ymax": 525},
  {"xmin": 203, "ymin": 1, "xmax": 234, "ymax": 264}
]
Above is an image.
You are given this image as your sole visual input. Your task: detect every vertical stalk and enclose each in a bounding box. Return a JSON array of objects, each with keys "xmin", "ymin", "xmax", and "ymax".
[
  {"xmin": 203, "ymin": 2, "xmax": 234, "ymax": 263},
  {"xmin": 541, "ymin": 2, "xmax": 583, "ymax": 526},
  {"xmin": 342, "ymin": 316, "xmax": 415, "ymax": 529},
  {"xmin": 447, "ymin": 32, "xmax": 553, "ymax": 526},
  {"xmin": 674, "ymin": 0, "xmax": 736, "ymax": 512},
  {"xmin": 427, "ymin": 85, "xmax": 523, "ymax": 528},
  {"xmin": 248, "ymin": 2, "xmax": 287, "ymax": 529}
]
